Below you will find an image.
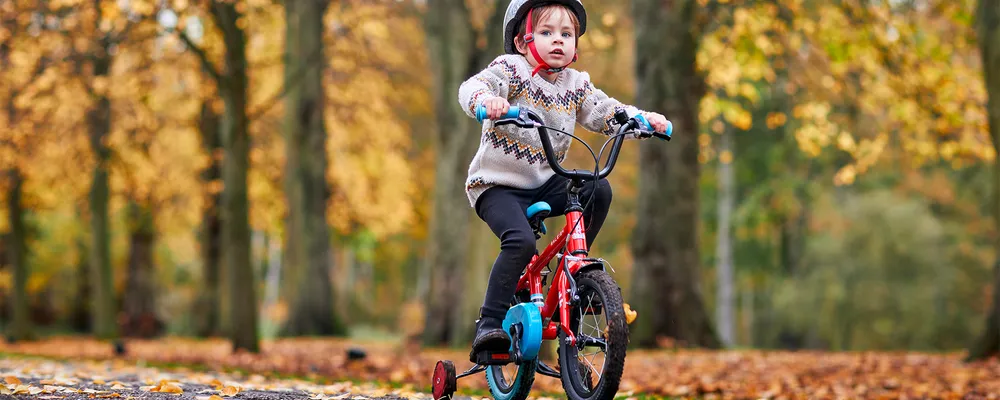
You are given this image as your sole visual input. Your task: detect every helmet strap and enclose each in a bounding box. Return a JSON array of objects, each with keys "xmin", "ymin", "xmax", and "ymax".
[{"xmin": 523, "ymin": 8, "xmax": 578, "ymax": 76}]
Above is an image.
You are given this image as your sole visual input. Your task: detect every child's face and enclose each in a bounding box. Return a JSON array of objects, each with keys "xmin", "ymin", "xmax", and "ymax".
[{"xmin": 517, "ymin": 7, "xmax": 578, "ymax": 70}]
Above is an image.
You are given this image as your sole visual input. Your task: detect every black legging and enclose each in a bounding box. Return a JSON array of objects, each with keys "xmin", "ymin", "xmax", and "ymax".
[{"xmin": 474, "ymin": 174, "xmax": 613, "ymax": 320}]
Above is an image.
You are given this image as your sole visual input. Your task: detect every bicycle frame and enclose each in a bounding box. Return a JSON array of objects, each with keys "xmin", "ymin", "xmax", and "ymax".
[{"xmin": 514, "ymin": 187, "xmax": 594, "ymax": 348}]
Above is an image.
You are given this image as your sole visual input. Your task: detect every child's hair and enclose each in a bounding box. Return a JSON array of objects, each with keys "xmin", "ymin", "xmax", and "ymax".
[{"xmin": 513, "ymin": 4, "xmax": 581, "ymax": 52}]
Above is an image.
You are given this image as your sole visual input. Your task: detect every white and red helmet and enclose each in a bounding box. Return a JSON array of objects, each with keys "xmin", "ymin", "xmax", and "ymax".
[{"xmin": 502, "ymin": 0, "xmax": 588, "ymax": 75}]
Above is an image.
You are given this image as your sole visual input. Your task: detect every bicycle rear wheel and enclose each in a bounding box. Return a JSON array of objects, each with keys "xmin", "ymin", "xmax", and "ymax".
[
  {"xmin": 485, "ymin": 359, "xmax": 536, "ymax": 400},
  {"xmin": 485, "ymin": 291, "xmax": 539, "ymax": 400},
  {"xmin": 557, "ymin": 269, "xmax": 629, "ymax": 400}
]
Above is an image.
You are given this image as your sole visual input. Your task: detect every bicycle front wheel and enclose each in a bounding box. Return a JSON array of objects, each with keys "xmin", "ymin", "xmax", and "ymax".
[{"xmin": 557, "ymin": 269, "xmax": 629, "ymax": 400}]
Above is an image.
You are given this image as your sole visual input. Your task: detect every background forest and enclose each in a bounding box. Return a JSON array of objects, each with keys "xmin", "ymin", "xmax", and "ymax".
[{"xmin": 1, "ymin": 0, "xmax": 1000, "ymax": 364}]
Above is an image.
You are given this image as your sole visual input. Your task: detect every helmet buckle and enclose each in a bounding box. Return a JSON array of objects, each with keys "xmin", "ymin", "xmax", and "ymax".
[{"xmin": 523, "ymin": 32, "xmax": 534, "ymax": 43}]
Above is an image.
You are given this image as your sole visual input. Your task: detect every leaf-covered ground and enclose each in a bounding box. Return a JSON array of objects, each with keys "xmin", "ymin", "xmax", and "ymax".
[
  {"xmin": 3, "ymin": 337, "xmax": 1000, "ymax": 398},
  {"xmin": 0, "ymin": 355, "xmax": 413, "ymax": 399}
]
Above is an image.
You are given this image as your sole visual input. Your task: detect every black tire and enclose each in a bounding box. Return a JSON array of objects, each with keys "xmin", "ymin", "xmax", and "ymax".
[
  {"xmin": 557, "ymin": 269, "xmax": 628, "ymax": 400},
  {"xmin": 485, "ymin": 359, "xmax": 537, "ymax": 400}
]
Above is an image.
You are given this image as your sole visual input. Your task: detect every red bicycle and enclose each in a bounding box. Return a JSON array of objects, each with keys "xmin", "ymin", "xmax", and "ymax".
[{"xmin": 432, "ymin": 106, "xmax": 671, "ymax": 400}]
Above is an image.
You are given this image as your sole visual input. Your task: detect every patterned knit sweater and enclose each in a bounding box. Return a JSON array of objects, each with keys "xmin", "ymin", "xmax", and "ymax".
[{"xmin": 458, "ymin": 54, "xmax": 648, "ymax": 208}]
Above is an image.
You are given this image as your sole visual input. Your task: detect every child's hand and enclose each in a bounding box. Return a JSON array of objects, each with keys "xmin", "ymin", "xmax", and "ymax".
[
  {"xmin": 643, "ymin": 112, "xmax": 670, "ymax": 133},
  {"xmin": 483, "ymin": 97, "xmax": 511, "ymax": 120}
]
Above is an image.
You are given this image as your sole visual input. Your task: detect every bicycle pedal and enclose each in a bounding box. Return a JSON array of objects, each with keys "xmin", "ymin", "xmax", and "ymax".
[{"xmin": 474, "ymin": 350, "xmax": 512, "ymax": 366}]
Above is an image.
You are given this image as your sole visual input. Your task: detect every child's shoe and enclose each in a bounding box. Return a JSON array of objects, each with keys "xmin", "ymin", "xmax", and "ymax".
[{"xmin": 469, "ymin": 310, "xmax": 511, "ymax": 364}]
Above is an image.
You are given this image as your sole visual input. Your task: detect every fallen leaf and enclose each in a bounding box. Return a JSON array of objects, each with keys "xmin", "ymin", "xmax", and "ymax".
[
  {"xmin": 221, "ymin": 385, "xmax": 241, "ymax": 396},
  {"xmin": 4, "ymin": 376, "xmax": 21, "ymax": 385},
  {"xmin": 42, "ymin": 377, "xmax": 77, "ymax": 386},
  {"xmin": 623, "ymin": 303, "xmax": 637, "ymax": 324},
  {"xmin": 148, "ymin": 380, "xmax": 184, "ymax": 394}
]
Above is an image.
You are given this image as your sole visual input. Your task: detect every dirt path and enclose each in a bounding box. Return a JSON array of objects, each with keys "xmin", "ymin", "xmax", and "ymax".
[{"xmin": 0, "ymin": 356, "xmax": 438, "ymax": 400}]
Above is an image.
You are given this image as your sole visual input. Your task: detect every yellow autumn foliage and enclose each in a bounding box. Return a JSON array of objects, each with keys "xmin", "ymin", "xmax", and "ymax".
[
  {"xmin": 0, "ymin": 0, "xmax": 428, "ymax": 296},
  {"xmin": 696, "ymin": 0, "xmax": 991, "ymax": 175}
]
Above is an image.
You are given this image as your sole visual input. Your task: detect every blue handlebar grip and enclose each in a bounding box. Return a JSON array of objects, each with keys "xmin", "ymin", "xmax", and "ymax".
[
  {"xmin": 634, "ymin": 113, "xmax": 653, "ymax": 131},
  {"xmin": 476, "ymin": 104, "xmax": 520, "ymax": 123},
  {"xmin": 635, "ymin": 114, "xmax": 674, "ymax": 140}
]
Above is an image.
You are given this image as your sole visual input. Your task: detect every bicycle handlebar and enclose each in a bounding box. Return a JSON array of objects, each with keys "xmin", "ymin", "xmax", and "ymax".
[
  {"xmin": 474, "ymin": 104, "xmax": 672, "ymax": 182},
  {"xmin": 476, "ymin": 105, "xmax": 522, "ymax": 122}
]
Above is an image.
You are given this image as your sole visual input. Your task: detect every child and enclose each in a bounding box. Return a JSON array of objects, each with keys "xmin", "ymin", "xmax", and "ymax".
[{"xmin": 457, "ymin": 0, "xmax": 669, "ymax": 362}]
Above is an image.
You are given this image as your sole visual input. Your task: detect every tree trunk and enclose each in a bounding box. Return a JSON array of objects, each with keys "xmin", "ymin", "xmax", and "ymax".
[
  {"xmin": 71, "ymin": 233, "xmax": 91, "ymax": 333},
  {"xmin": 7, "ymin": 168, "xmax": 30, "ymax": 341},
  {"xmin": 968, "ymin": 0, "xmax": 1000, "ymax": 361},
  {"xmin": 452, "ymin": 0, "xmax": 508, "ymax": 347},
  {"xmin": 87, "ymin": 51, "xmax": 118, "ymax": 341},
  {"xmin": 630, "ymin": 0, "xmax": 720, "ymax": 349},
  {"xmin": 215, "ymin": 1, "xmax": 259, "ymax": 353},
  {"xmin": 715, "ymin": 126, "xmax": 735, "ymax": 348},
  {"xmin": 193, "ymin": 101, "xmax": 223, "ymax": 338},
  {"xmin": 741, "ymin": 285, "xmax": 753, "ymax": 346},
  {"xmin": 420, "ymin": 0, "xmax": 483, "ymax": 347},
  {"xmin": 262, "ymin": 233, "xmax": 282, "ymax": 337},
  {"xmin": 121, "ymin": 202, "xmax": 161, "ymax": 338},
  {"xmin": 280, "ymin": 0, "xmax": 341, "ymax": 337}
]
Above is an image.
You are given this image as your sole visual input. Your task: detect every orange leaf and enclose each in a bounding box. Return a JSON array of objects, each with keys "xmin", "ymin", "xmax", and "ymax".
[
  {"xmin": 150, "ymin": 381, "xmax": 183, "ymax": 394},
  {"xmin": 4, "ymin": 376, "xmax": 21, "ymax": 385},
  {"xmin": 623, "ymin": 303, "xmax": 637, "ymax": 324},
  {"xmin": 221, "ymin": 385, "xmax": 242, "ymax": 396}
]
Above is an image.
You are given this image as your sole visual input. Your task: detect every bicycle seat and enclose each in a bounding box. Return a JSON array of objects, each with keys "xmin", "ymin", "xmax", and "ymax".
[
  {"xmin": 526, "ymin": 202, "xmax": 551, "ymax": 219},
  {"xmin": 526, "ymin": 202, "xmax": 550, "ymax": 237}
]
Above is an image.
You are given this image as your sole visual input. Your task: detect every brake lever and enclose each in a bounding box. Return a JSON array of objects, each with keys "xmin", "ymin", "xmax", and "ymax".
[
  {"xmin": 477, "ymin": 105, "xmax": 538, "ymax": 129},
  {"xmin": 494, "ymin": 117, "xmax": 538, "ymax": 129},
  {"xmin": 636, "ymin": 129, "xmax": 671, "ymax": 141}
]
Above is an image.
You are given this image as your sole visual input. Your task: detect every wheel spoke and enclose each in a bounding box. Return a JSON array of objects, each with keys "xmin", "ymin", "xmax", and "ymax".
[
  {"xmin": 578, "ymin": 352, "xmax": 601, "ymax": 388},
  {"xmin": 589, "ymin": 350, "xmax": 605, "ymax": 379},
  {"xmin": 575, "ymin": 288, "xmax": 609, "ymax": 392}
]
